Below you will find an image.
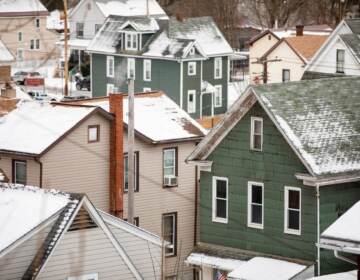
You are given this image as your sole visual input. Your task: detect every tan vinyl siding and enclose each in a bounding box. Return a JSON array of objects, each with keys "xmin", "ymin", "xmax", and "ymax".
[
  {"xmin": 123, "ymin": 136, "xmax": 197, "ymax": 279},
  {"xmin": 37, "ymin": 228, "xmax": 135, "ymax": 280},
  {"xmin": 41, "ymin": 113, "xmax": 110, "ymax": 211},
  {"xmin": 0, "ymin": 221, "xmax": 55, "ymax": 280},
  {"xmin": 108, "ymin": 225, "xmax": 162, "ymax": 279}
]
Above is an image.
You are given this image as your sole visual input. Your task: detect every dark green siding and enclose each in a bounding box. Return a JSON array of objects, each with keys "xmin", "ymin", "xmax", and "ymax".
[
  {"xmin": 91, "ymin": 53, "xmax": 108, "ymax": 97},
  {"xmin": 199, "ymin": 101, "xmax": 360, "ymax": 275}
]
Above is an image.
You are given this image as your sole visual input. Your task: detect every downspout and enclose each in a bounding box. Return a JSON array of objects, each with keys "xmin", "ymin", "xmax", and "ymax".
[
  {"xmin": 194, "ymin": 165, "xmax": 198, "ymax": 246},
  {"xmin": 316, "ymin": 184, "xmax": 320, "ymax": 276},
  {"xmin": 34, "ymin": 157, "xmax": 43, "ymax": 188},
  {"xmin": 334, "ymin": 250, "xmax": 357, "ymax": 265}
]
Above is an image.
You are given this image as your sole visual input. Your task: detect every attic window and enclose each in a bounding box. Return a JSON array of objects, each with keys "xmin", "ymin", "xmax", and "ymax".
[
  {"xmin": 189, "ymin": 47, "xmax": 195, "ymax": 55},
  {"xmin": 88, "ymin": 125, "xmax": 100, "ymax": 143},
  {"xmin": 268, "ymin": 35, "xmax": 271, "ymax": 40},
  {"xmin": 125, "ymin": 32, "xmax": 138, "ymax": 51},
  {"xmin": 68, "ymin": 207, "xmax": 98, "ymax": 231}
]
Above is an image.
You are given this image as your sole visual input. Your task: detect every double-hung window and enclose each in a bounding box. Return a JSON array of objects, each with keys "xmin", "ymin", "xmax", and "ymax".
[
  {"xmin": 336, "ymin": 49, "xmax": 345, "ymax": 73},
  {"xmin": 125, "ymin": 32, "xmax": 138, "ymax": 50},
  {"xmin": 212, "ymin": 176, "xmax": 228, "ymax": 223},
  {"xmin": 163, "ymin": 213, "xmax": 177, "ymax": 257},
  {"xmin": 187, "ymin": 90, "xmax": 196, "ymax": 113},
  {"xmin": 282, "ymin": 69, "xmax": 290, "ymax": 82},
  {"xmin": 247, "ymin": 181, "xmax": 264, "ymax": 229},
  {"xmin": 214, "ymin": 57, "xmax": 222, "ymax": 79},
  {"xmin": 214, "ymin": 85, "xmax": 222, "ymax": 107},
  {"xmin": 250, "ymin": 117, "xmax": 263, "ymax": 151},
  {"xmin": 284, "ymin": 187, "xmax": 301, "ymax": 235},
  {"xmin": 188, "ymin": 62, "xmax": 196, "ymax": 76},
  {"xmin": 143, "ymin": 59, "xmax": 151, "ymax": 81},
  {"xmin": 163, "ymin": 148, "xmax": 177, "ymax": 187},
  {"xmin": 124, "ymin": 151, "xmax": 139, "ymax": 192},
  {"xmin": 12, "ymin": 160, "xmax": 27, "ymax": 185},
  {"xmin": 106, "ymin": 56, "xmax": 114, "ymax": 78},
  {"xmin": 127, "ymin": 58, "xmax": 136, "ymax": 79},
  {"xmin": 18, "ymin": 32, "xmax": 23, "ymax": 42},
  {"xmin": 76, "ymin": 22, "xmax": 84, "ymax": 38},
  {"xmin": 30, "ymin": 39, "xmax": 40, "ymax": 50},
  {"xmin": 35, "ymin": 18, "xmax": 40, "ymax": 28}
]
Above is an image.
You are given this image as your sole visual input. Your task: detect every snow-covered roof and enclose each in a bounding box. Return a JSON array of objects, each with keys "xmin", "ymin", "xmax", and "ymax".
[
  {"xmin": 185, "ymin": 252, "xmax": 245, "ymax": 272},
  {"xmin": 320, "ymin": 201, "xmax": 360, "ymax": 249},
  {"xmin": 0, "ymin": 184, "xmax": 70, "ymax": 253},
  {"xmin": 0, "ymin": 0, "xmax": 48, "ymax": 15},
  {"xmin": 0, "ymin": 101, "xmax": 108, "ymax": 155},
  {"xmin": 227, "ymin": 257, "xmax": 306, "ymax": 280},
  {"xmin": 308, "ymin": 270, "xmax": 356, "ymax": 280},
  {"xmin": 81, "ymin": 92, "xmax": 207, "ymax": 143},
  {"xmin": 47, "ymin": 9, "xmax": 64, "ymax": 30},
  {"xmin": 0, "ymin": 40, "xmax": 14, "ymax": 62}
]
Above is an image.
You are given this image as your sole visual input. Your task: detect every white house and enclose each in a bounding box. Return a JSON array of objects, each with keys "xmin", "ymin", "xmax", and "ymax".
[{"xmin": 304, "ymin": 18, "xmax": 360, "ymax": 79}]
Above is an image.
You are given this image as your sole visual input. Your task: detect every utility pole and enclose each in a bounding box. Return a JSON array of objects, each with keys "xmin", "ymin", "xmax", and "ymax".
[
  {"xmin": 63, "ymin": 0, "xmax": 69, "ymax": 96},
  {"xmin": 252, "ymin": 58, "xmax": 281, "ymax": 84},
  {"xmin": 127, "ymin": 79, "xmax": 135, "ymax": 225},
  {"xmin": 146, "ymin": 0, "xmax": 149, "ymax": 17}
]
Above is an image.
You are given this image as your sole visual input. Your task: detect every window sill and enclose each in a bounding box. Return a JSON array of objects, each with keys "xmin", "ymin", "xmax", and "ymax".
[
  {"xmin": 284, "ymin": 229, "xmax": 301, "ymax": 236},
  {"xmin": 165, "ymin": 253, "xmax": 177, "ymax": 258},
  {"xmin": 163, "ymin": 184, "xmax": 178, "ymax": 188},
  {"xmin": 124, "ymin": 190, "xmax": 139, "ymax": 193},
  {"xmin": 248, "ymin": 223, "xmax": 263, "ymax": 230},
  {"xmin": 250, "ymin": 148, "xmax": 263, "ymax": 152},
  {"xmin": 212, "ymin": 217, "xmax": 228, "ymax": 224}
]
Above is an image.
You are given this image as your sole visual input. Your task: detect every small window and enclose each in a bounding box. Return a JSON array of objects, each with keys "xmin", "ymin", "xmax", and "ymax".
[
  {"xmin": 106, "ymin": 56, "xmax": 114, "ymax": 78},
  {"xmin": 88, "ymin": 125, "xmax": 99, "ymax": 143},
  {"xmin": 68, "ymin": 273, "xmax": 98, "ymax": 280},
  {"xmin": 214, "ymin": 57, "xmax": 222, "ymax": 79},
  {"xmin": 12, "ymin": 160, "xmax": 27, "ymax": 185},
  {"xmin": 106, "ymin": 83, "xmax": 114, "ymax": 96},
  {"xmin": 163, "ymin": 213, "xmax": 177, "ymax": 257},
  {"xmin": 127, "ymin": 58, "xmax": 136, "ymax": 79},
  {"xmin": 95, "ymin": 24, "xmax": 102, "ymax": 33},
  {"xmin": 30, "ymin": 39, "xmax": 40, "ymax": 50},
  {"xmin": 76, "ymin": 22, "xmax": 84, "ymax": 38},
  {"xmin": 212, "ymin": 176, "xmax": 228, "ymax": 223},
  {"xmin": 247, "ymin": 181, "xmax": 264, "ymax": 229},
  {"xmin": 187, "ymin": 90, "xmax": 196, "ymax": 113},
  {"xmin": 143, "ymin": 59, "xmax": 151, "ymax": 81},
  {"xmin": 188, "ymin": 62, "xmax": 196, "ymax": 76},
  {"xmin": 163, "ymin": 148, "xmax": 178, "ymax": 187},
  {"xmin": 17, "ymin": 49, "xmax": 24, "ymax": 61},
  {"xmin": 336, "ymin": 49, "xmax": 345, "ymax": 73},
  {"xmin": 284, "ymin": 187, "xmax": 301, "ymax": 235},
  {"xmin": 35, "ymin": 39, "xmax": 40, "ymax": 50},
  {"xmin": 35, "ymin": 18, "xmax": 40, "ymax": 28},
  {"xmin": 250, "ymin": 117, "xmax": 263, "ymax": 151},
  {"xmin": 282, "ymin": 69, "xmax": 290, "ymax": 82},
  {"xmin": 143, "ymin": 87, "xmax": 151, "ymax": 92},
  {"xmin": 214, "ymin": 85, "xmax": 222, "ymax": 107},
  {"xmin": 124, "ymin": 152, "xmax": 139, "ymax": 192},
  {"xmin": 189, "ymin": 47, "xmax": 195, "ymax": 55},
  {"xmin": 125, "ymin": 32, "xmax": 138, "ymax": 50},
  {"xmin": 18, "ymin": 32, "xmax": 22, "ymax": 42}
]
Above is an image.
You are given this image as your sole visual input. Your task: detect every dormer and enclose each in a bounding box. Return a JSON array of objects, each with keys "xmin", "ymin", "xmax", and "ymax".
[{"xmin": 183, "ymin": 41, "xmax": 207, "ymax": 59}]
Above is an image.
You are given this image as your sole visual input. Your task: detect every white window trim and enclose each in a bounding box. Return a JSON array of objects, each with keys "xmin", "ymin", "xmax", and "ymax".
[
  {"xmin": 143, "ymin": 87, "xmax": 151, "ymax": 92},
  {"xmin": 106, "ymin": 83, "xmax": 114, "ymax": 96},
  {"xmin": 18, "ymin": 32, "xmax": 23, "ymax": 42},
  {"xmin": 67, "ymin": 273, "xmax": 98, "ymax": 280},
  {"xmin": 247, "ymin": 181, "xmax": 264, "ymax": 229},
  {"xmin": 163, "ymin": 213, "xmax": 176, "ymax": 257},
  {"xmin": 214, "ymin": 57, "xmax": 223, "ymax": 79},
  {"xmin": 189, "ymin": 47, "xmax": 195, "ymax": 55},
  {"xmin": 212, "ymin": 176, "xmax": 228, "ymax": 224},
  {"xmin": 127, "ymin": 58, "xmax": 136, "ymax": 79},
  {"xmin": 35, "ymin": 17, "xmax": 40, "ymax": 28},
  {"xmin": 143, "ymin": 59, "xmax": 151, "ymax": 81},
  {"xmin": 106, "ymin": 56, "xmax": 114, "ymax": 78},
  {"xmin": 125, "ymin": 31, "xmax": 138, "ymax": 51},
  {"xmin": 30, "ymin": 39, "xmax": 40, "ymax": 50},
  {"xmin": 214, "ymin": 85, "xmax": 222, "ymax": 108},
  {"xmin": 188, "ymin": 61, "xmax": 196, "ymax": 76},
  {"xmin": 284, "ymin": 186, "xmax": 301, "ymax": 235},
  {"xmin": 187, "ymin": 90, "xmax": 196, "ymax": 113},
  {"xmin": 250, "ymin": 116, "xmax": 263, "ymax": 151},
  {"xmin": 163, "ymin": 148, "xmax": 176, "ymax": 179}
]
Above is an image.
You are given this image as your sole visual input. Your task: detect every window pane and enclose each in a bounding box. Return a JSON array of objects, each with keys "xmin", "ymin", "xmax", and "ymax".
[
  {"xmin": 252, "ymin": 185, "xmax": 262, "ymax": 204},
  {"xmin": 216, "ymin": 180, "xmax": 227, "ymax": 198},
  {"xmin": 163, "ymin": 214, "xmax": 175, "ymax": 254},
  {"xmin": 164, "ymin": 150, "xmax": 175, "ymax": 167},
  {"xmin": 288, "ymin": 210, "xmax": 300, "ymax": 230},
  {"xmin": 288, "ymin": 190, "xmax": 300, "ymax": 209},
  {"xmin": 15, "ymin": 162, "xmax": 26, "ymax": 184},
  {"xmin": 216, "ymin": 199, "xmax": 227, "ymax": 218},
  {"xmin": 252, "ymin": 204, "xmax": 262, "ymax": 224},
  {"xmin": 164, "ymin": 167, "xmax": 175, "ymax": 176},
  {"xmin": 88, "ymin": 127, "xmax": 98, "ymax": 141},
  {"xmin": 254, "ymin": 120, "xmax": 262, "ymax": 134},
  {"xmin": 254, "ymin": 135, "xmax": 262, "ymax": 149}
]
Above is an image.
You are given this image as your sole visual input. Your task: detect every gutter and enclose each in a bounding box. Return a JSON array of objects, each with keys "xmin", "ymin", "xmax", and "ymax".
[
  {"xmin": 194, "ymin": 165, "xmax": 198, "ymax": 246},
  {"xmin": 316, "ymin": 184, "xmax": 321, "ymax": 276},
  {"xmin": 34, "ymin": 157, "xmax": 43, "ymax": 188},
  {"xmin": 334, "ymin": 250, "xmax": 357, "ymax": 265},
  {"xmin": 296, "ymin": 173, "xmax": 360, "ymax": 187}
]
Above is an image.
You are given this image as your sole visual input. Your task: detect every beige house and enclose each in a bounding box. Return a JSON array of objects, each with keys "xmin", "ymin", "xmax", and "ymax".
[
  {"xmin": 0, "ymin": 184, "xmax": 163, "ymax": 280},
  {"xmin": 0, "ymin": 100, "xmax": 112, "ymax": 212},
  {"xmin": 78, "ymin": 91, "xmax": 207, "ymax": 279},
  {"xmin": 0, "ymin": 0, "xmax": 59, "ymax": 62}
]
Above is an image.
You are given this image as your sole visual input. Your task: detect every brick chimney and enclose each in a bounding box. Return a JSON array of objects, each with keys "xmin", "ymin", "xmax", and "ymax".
[
  {"xmin": 109, "ymin": 93, "xmax": 124, "ymax": 218},
  {"xmin": 296, "ymin": 23, "xmax": 304, "ymax": 36}
]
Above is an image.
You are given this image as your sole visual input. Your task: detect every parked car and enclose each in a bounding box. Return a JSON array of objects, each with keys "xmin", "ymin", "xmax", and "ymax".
[
  {"xmin": 61, "ymin": 95, "xmax": 89, "ymax": 102},
  {"xmin": 28, "ymin": 91, "xmax": 58, "ymax": 102},
  {"xmin": 76, "ymin": 76, "xmax": 91, "ymax": 91},
  {"xmin": 12, "ymin": 71, "xmax": 28, "ymax": 85}
]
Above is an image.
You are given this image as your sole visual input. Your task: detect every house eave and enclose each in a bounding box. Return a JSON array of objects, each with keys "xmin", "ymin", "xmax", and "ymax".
[{"xmin": 295, "ymin": 173, "xmax": 360, "ymax": 187}]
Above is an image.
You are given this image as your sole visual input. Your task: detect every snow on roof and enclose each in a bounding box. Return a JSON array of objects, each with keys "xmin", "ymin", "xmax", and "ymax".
[
  {"xmin": 82, "ymin": 92, "xmax": 207, "ymax": 143},
  {"xmin": 0, "ymin": 101, "xmax": 97, "ymax": 155},
  {"xmin": 15, "ymin": 86, "xmax": 32, "ymax": 101},
  {"xmin": 321, "ymin": 201, "xmax": 360, "ymax": 244},
  {"xmin": 0, "ymin": 169, "xmax": 8, "ymax": 182},
  {"xmin": 0, "ymin": 0, "xmax": 47, "ymax": 14},
  {"xmin": 272, "ymin": 25, "xmax": 332, "ymax": 39},
  {"xmin": 94, "ymin": 0, "xmax": 167, "ymax": 18},
  {"xmin": 47, "ymin": 9, "xmax": 64, "ymax": 30},
  {"xmin": 0, "ymin": 40, "xmax": 14, "ymax": 62},
  {"xmin": 307, "ymin": 270, "xmax": 356, "ymax": 280},
  {"xmin": 185, "ymin": 252, "xmax": 245, "ymax": 272},
  {"xmin": 0, "ymin": 184, "xmax": 70, "ymax": 253},
  {"xmin": 227, "ymin": 257, "xmax": 306, "ymax": 280}
]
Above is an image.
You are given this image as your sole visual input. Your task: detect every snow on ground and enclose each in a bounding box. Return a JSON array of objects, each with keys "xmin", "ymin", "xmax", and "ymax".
[
  {"xmin": 185, "ymin": 253, "xmax": 245, "ymax": 271},
  {"xmin": 15, "ymin": 86, "xmax": 32, "ymax": 101},
  {"xmin": 228, "ymin": 257, "xmax": 306, "ymax": 280},
  {"xmin": 307, "ymin": 270, "xmax": 356, "ymax": 280},
  {"xmin": 0, "ymin": 184, "xmax": 69, "ymax": 252}
]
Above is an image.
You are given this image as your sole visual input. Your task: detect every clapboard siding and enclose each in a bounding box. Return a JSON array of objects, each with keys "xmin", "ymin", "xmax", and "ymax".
[
  {"xmin": 37, "ymin": 227, "xmax": 134, "ymax": 280},
  {"xmin": 123, "ymin": 136, "xmax": 196, "ymax": 279},
  {"xmin": 0, "ymin": 221, "xmax": 55, "ymax": 280},
  {"xmin": 109, "ymin": 225, "xmax": 162, "ymax": 279},
  {"xmin": 41, "ymin": 113, "xmax": 110, "ymax": 211}
]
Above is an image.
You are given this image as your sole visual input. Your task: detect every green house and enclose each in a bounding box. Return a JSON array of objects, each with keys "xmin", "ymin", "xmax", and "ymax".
[
  {"xmin": 186, "ymin": 77, "xmax": 360, "ymax": 279},
  {"xmin": 87, "ymin": 16, "xmax": 233, "ymax": 119}
]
